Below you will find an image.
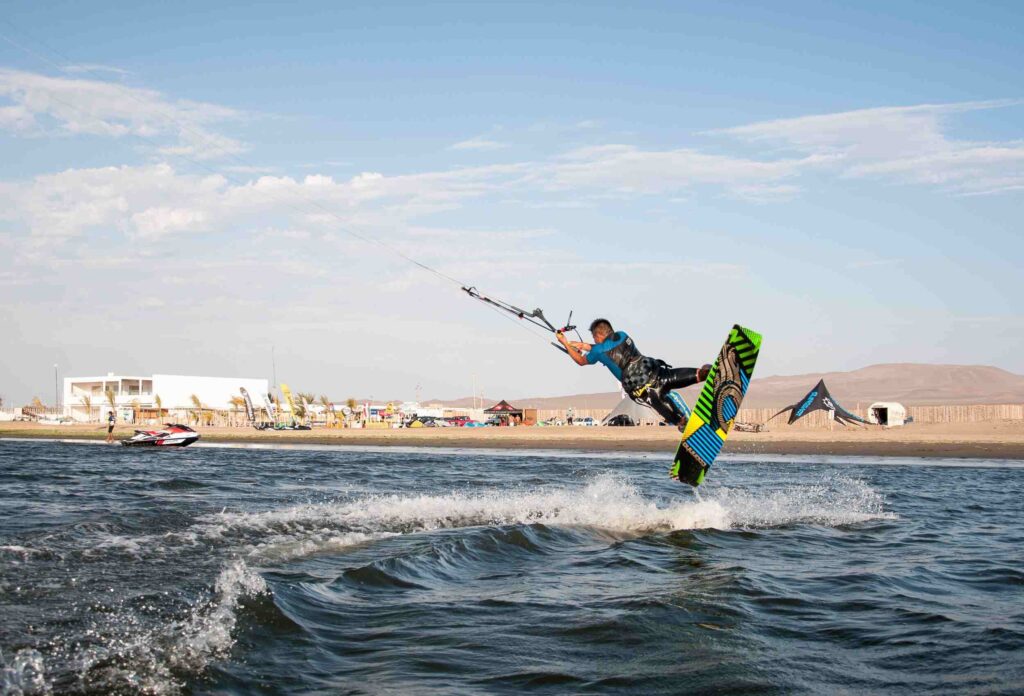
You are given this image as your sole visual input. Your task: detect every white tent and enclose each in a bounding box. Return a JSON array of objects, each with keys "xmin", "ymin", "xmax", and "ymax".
[
  {"xmin": 868, "ymin": 402, "xmax": 907, "ymax": 427},
  {"xmin": 601, "ymin": 396, "xmax": 658, "ymax": 426}
]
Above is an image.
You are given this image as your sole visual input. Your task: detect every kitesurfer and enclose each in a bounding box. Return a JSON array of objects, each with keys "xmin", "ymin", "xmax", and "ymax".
[{"xmin": 556, "ymin": 319, "xmax": 710, "ymax": 429}]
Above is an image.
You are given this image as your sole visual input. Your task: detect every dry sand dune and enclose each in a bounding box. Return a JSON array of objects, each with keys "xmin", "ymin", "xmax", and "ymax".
[{"xmin": 436, "ymin": 363, "xmax": 1024, "ymax": 410}]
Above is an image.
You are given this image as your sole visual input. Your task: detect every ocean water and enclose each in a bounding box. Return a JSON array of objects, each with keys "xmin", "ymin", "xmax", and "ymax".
[{"xmin": 0, "ymin": 440, "xmax": 1022, "ymax": 695}]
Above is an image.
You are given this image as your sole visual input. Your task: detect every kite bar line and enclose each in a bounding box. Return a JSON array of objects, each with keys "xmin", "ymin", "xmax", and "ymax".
[{"xmin": 462, "ymin": 287, "xmax": 586, "ymax": 354}]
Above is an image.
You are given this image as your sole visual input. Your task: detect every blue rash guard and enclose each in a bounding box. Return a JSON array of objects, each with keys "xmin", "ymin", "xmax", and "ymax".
[{"xmin": 585, "ymin": 331, "xmax": 642, "ymax": 381}]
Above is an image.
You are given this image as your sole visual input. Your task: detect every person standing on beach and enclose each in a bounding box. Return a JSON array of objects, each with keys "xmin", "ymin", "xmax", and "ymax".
[
  {"xmin": 556, "ymin": 319, "xmax": 710, "ymax": 430},
  {"xmin": 106, "ymin": 411, "xmax": 116, "ymax": 444}
]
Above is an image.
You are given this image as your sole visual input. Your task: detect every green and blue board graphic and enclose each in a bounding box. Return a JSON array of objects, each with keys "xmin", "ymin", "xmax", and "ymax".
[{"xmin": 671, "ymin": 325, "xmax": 762, "ymax": 486}]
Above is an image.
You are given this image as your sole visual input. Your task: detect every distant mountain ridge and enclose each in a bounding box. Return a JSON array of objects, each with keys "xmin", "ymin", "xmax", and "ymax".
[{"xmin": 429, "ymin": 364, "xmax": 1024, "ymax": 410}]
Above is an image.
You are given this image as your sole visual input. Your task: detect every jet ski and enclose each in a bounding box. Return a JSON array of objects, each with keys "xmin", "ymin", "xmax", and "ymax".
[{"xmin": 121, "ymin": 423, "xmax": 200, "ymax": 447}]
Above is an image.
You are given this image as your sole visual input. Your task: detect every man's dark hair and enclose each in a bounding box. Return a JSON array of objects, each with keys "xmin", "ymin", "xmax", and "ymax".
[{"xmin": 589, "ymin": 318, "xmax": 613, "ymax": 334}]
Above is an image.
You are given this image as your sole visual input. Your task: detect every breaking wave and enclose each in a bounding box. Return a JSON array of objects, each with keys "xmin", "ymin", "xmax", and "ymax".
[{"xmin": 204, "ymin": 472, "xmax": 894, "ymax": 558}]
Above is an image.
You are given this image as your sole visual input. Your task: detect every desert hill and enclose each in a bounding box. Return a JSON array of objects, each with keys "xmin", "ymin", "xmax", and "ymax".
[{"xmin": 431, "ymin": 364, "xmax": 1024, "ymax": 411}]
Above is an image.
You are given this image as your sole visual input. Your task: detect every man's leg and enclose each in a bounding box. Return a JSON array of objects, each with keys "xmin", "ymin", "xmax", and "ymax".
[
  {"xmin": 657, "ymin": 365, "xmax": 711, "ymax": 392},
  {"xmin": 653, "ymin": 364, "xmax": 711, "ymax": 430},
  {"xmin": 640, "ymin": 392, "xmax": 687, "ymax": 428}
]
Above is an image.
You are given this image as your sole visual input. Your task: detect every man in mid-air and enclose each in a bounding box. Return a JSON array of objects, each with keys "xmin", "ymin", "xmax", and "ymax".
[{"xmin": 556, "ymin": 319, "xmax": 710, "ymax": 430}]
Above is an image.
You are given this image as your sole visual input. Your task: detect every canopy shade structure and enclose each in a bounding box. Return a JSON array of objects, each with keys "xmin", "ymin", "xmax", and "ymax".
[
  {"xmin": 770, "ymin": 379, "xmax": 870, "ymax": 427},
  {"xmin": 600, "ymin": 396, "xmax": 657, "ymax": 426},
  {"xmin": 484, "ymin": 400, "xmax": 523, "ymax": 416}
]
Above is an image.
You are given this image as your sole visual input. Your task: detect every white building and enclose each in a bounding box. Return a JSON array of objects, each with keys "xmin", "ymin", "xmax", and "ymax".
[
  {"xmin": 868, "ymin": 401, "xmax": 907, "ymax": 427},
  {"xmin": 64, "ymin": 373, "xmax": 269, "ymax": 422}
]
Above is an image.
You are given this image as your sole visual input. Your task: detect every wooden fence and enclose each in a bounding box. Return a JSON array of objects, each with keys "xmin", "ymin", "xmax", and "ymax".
[
  {"xmin": 740, "ymin": 404, "xmax": 1024, "ymax": 429},
  {"xmin": 535, "ymin": 403, "xmax": 1024, "ymax": 428}
]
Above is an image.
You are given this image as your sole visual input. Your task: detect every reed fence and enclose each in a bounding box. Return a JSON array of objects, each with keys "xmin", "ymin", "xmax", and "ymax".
[
  {"xmin": 536, "ymin": 403, "xmax": 1024, "ymax": 428},
  {"xmin": 740, "ymin": 404, "xmax": 1024, "ymax": 429}
]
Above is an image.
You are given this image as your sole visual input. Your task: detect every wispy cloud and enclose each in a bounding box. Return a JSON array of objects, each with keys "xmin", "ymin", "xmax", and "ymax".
[
  {"xmin": 712, "ymin": 100, "xmax": 1024, "ymax": 195},
  {"xmin": 7, "ymin": 99, "xmax": 1021, "ymax": 246},
  {"xmin": 449, "ymin": 135, "xmax": 509, "ymax": 151},
  {"xmin": 63, "ymin": 64, "xmax": 133, "ymax": 77},
  {"xmin": 537, "ymin": 144, "xmax": 830, "ymax": 199},
  {"xmin": 0, "ymin": 68, "xmax": 246, "ymax": 158}
]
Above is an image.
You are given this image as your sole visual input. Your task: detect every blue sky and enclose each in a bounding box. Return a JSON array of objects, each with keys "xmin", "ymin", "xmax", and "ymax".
[{"xmin": 1, "ymin": 1, "xmax": 1022, "ymax": 404}]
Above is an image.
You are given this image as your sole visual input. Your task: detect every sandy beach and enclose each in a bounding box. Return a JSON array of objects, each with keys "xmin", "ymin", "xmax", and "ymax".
[{"xmin": 3, "ymin": 420, "xmax": 1024, "ymax": 459}]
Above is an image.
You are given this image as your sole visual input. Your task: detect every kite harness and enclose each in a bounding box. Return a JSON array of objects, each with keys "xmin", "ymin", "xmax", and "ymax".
[{"xmin": 461, "ymin": 286, "xmax": 583, "ymax": 354}]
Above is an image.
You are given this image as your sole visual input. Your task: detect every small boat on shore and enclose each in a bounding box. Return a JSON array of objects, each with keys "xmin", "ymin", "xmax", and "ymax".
[{"xmin": 121, "ymin": 424, "xmax": 200, "ymax": 447}]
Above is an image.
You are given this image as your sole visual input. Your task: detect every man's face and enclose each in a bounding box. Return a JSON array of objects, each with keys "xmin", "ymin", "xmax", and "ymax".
[{"xmin": 592, "ymin": 327, "xmax": 610, "ymax": 343}]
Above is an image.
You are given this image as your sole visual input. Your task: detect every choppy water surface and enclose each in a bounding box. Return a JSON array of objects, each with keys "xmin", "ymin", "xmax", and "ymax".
[{"xmin": 1, "ymin": 441, "xmax": 1022, "ymax": 695}]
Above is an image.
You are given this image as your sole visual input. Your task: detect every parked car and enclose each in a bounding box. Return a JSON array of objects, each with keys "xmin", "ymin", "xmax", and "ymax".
[
  {"xmin": 606, "ymin": 414, "xmax": 636, "ymax": 427},
  {"xmin": 464, "ymin": 420, "xmax": 488, "ymax": 427},
  {"xmin": 573, "ymin": 417, "xmax": 597, "ymax": 427}
]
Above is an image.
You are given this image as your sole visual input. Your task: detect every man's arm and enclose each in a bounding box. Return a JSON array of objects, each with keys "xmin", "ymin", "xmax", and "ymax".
[{"xmin": 556, "ymin": 331, "xmax": 590, "ymax": 366}]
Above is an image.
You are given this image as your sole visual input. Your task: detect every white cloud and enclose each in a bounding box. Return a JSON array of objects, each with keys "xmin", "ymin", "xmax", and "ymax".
[
  {"xmin": 130, "ymin": 206, "xmax": 209, "ymax": 239},
  {"xmin": 7, "ymin": 100, "xmax": 1020, "ymax": 247},
  {"xmin": 2, "ymin": 159, "xmax": 531, "ymax": 245},
  {"xmin": 450, "ymin": 136, "xmax": 508, "ymax": 151},
  {"xmin": 713, "ymin": 101, "xmax": 1024, "ymax": 194},
  {"xmin": 63, "ymin": 64, "xmax": 133, "ymax": 77},
  {"xmin": 539, "ymin": 144, "xmax": 827, "ymax": 197},
  {"xmin": 0, "ymin": 68, "xmax": 246, "ymax": 157}
]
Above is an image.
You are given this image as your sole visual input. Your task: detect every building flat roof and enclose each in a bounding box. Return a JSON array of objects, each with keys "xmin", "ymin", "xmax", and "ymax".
[
  {"xmin": 66, "ymin": 374, "xmax": 266, "ymax": 381},
  {"xmin": 66, "ymin": 376, "xmax": 150, "ymax": 381}
]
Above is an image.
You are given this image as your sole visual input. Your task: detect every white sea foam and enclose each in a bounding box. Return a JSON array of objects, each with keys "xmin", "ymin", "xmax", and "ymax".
[
  {"xmin": 66, "ymin": 559, "xmax": 269, "ymax": 695},
  {"xmin": 169, "ymin": 560, "xmax": 268, "ymax": 670},
  {"xmin": 87, "ymin": 533, "xmax": 147, "ymax": 558},
  {"xmin": 710, "ymin": 475, "xmax": 895, "ymax": 528},
  {"xmin": 203, "ymin": 472, "xmax": 893, "ymax": 547},
  {"xmin": 0, "ymin": 545, "xmax": 41, "ymax": 560},
  {"xmin": 0, "ymin": 649, "xmax": 49, "ymax": 696}
]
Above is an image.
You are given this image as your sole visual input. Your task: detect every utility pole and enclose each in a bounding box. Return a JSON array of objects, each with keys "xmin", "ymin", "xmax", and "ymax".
[
  {"xmin": 54, "ymin": 363, "xmax": 59, "ymax": 414},
  {"xmin": 271, "ymin": 345, "xmax": 277, "ymax": 392}
]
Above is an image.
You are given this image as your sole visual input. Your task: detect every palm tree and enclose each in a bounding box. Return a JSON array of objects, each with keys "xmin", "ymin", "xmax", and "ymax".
[
  {"xmin": 105, "ymin": 387, "xmax": 116, "ymax": 419},
  {"xmin": 81, "ymin": 394, "xmax": 93, "ymax": 422},
  {"xmin": 292, "ymin": 392, "xmax": 312, "ymax": 425},
  {"xmin": 190, "ymin": 394, "xmax": 203, "ymax": 426},
  {"xmin": 320, "ymin": 395, "xmax": 333, "ymax": 426},
  {"xmin": 229, "ymin": 395, "xmax": 246, "ymax": 426},
  {"xmin": 154, "ymin": 394, "xmax": 163, "ymax": 421},
  {"xmin": 130, "ymin": 398, "xmax": 141, "ymax": 425}
]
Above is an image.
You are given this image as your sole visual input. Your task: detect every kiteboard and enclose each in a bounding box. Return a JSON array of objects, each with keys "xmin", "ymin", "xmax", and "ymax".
[{"xmin": 671, "ymin": 324, "xmax": 762, "ymax": 486}]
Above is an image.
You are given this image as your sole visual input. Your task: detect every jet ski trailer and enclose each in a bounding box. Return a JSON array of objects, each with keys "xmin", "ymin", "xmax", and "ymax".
[{"xmin": 121, "ymin": 423, "xmax": 200, "ymax": 447}]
